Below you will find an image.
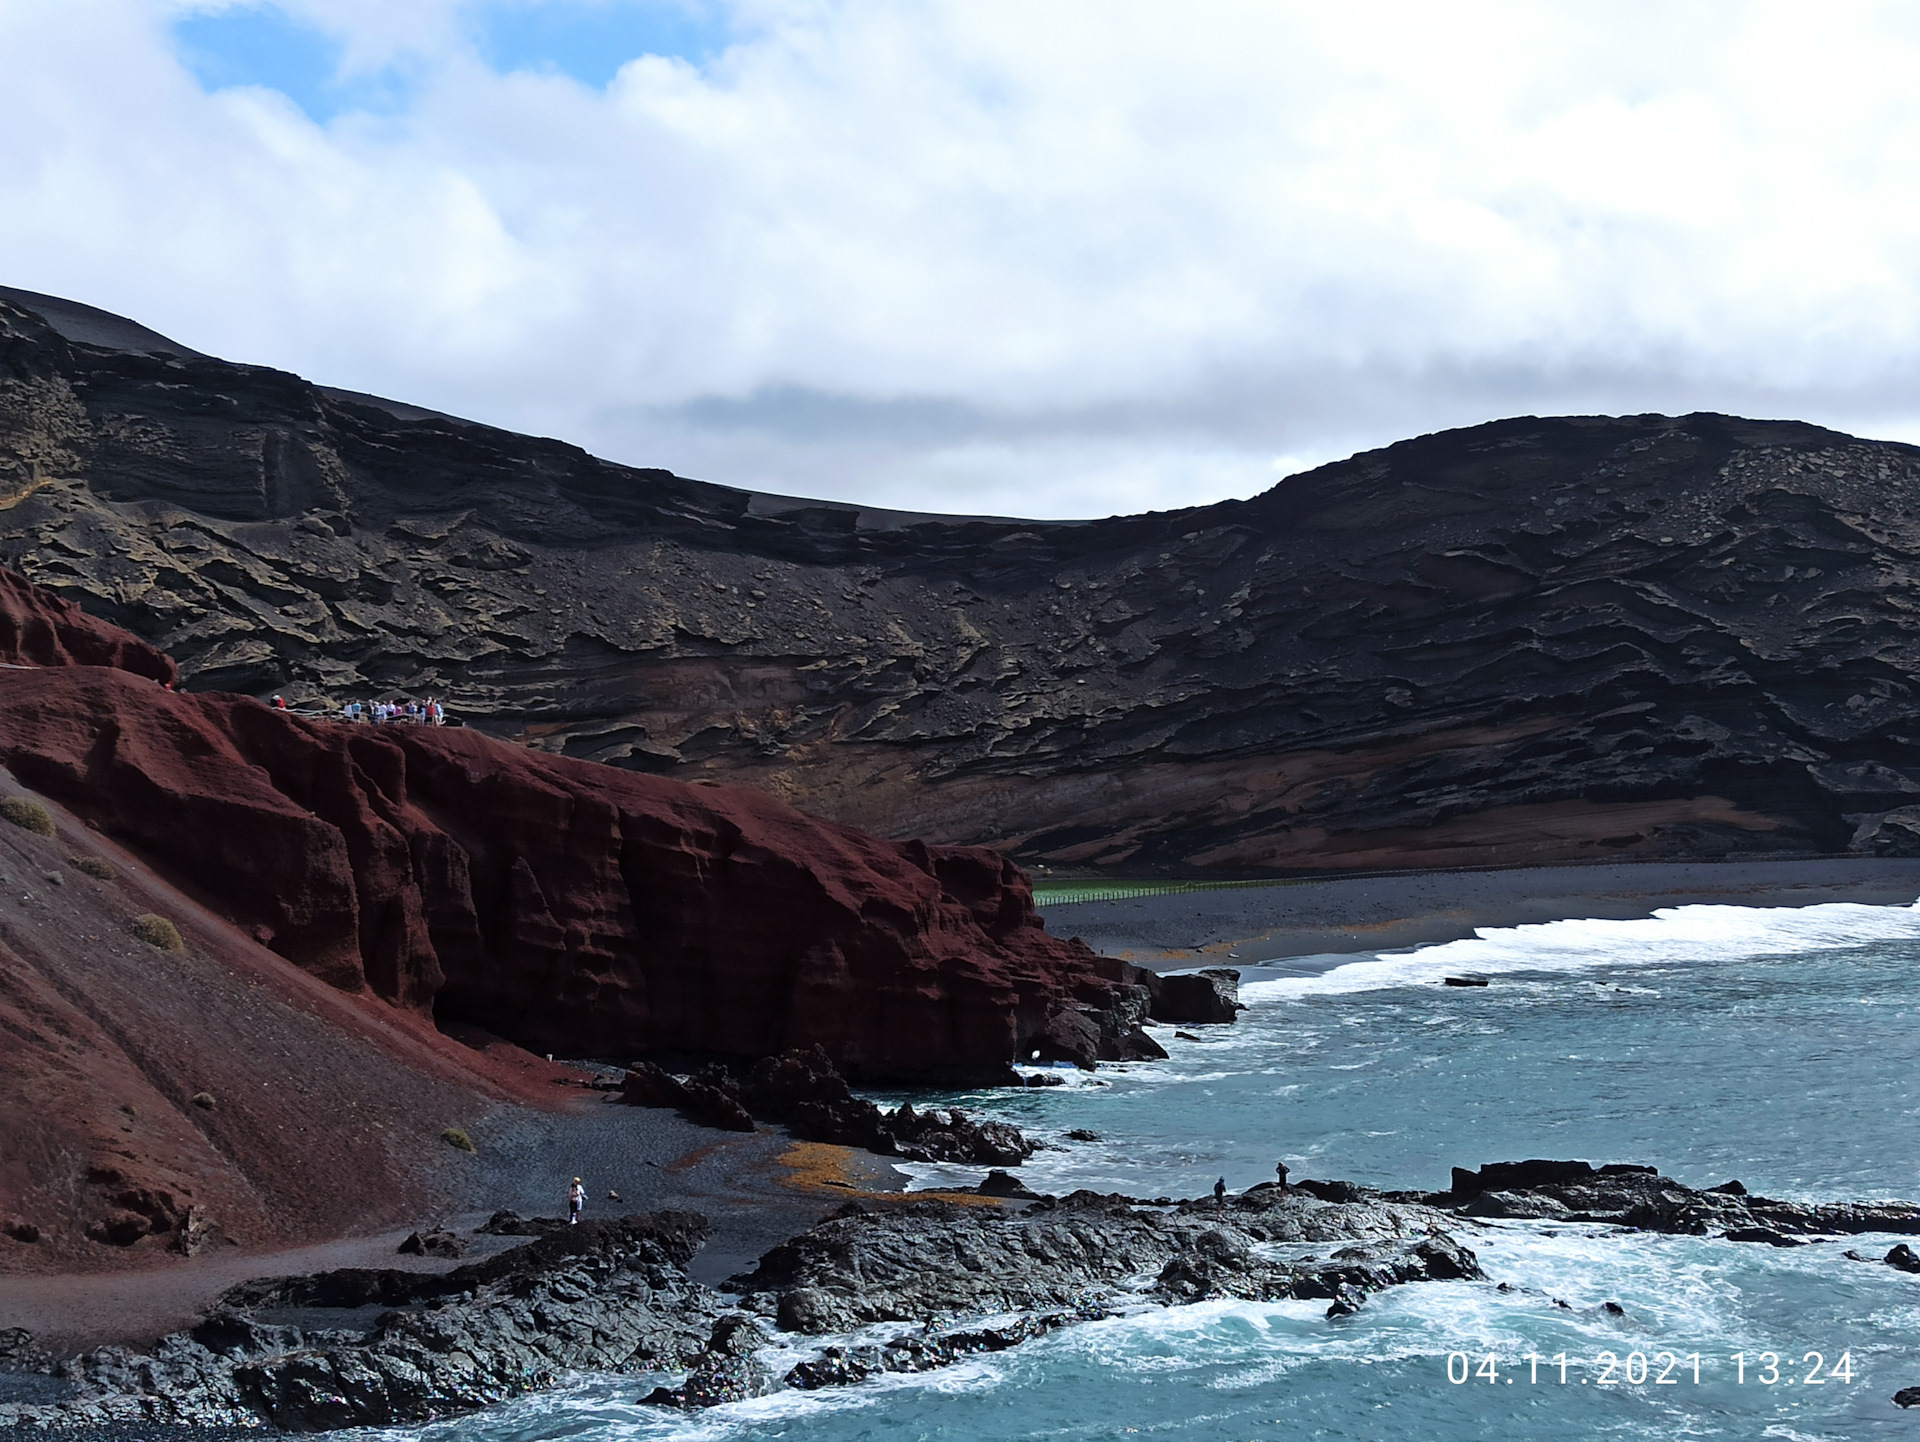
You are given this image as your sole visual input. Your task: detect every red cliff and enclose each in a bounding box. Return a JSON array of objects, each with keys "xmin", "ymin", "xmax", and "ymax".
[
  {"xmin": 0, "ymin": 573, "xmax": 1156, "ymax": 1084},
  {"xmin": 0, "ymin": 567, "xmax": 176, "ymax": 685}
]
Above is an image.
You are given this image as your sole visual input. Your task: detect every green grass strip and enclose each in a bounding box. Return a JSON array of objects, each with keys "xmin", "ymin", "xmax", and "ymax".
[{"xmin": 1030, "ymin": 877, "xmax": 1303, "ymax": 908}]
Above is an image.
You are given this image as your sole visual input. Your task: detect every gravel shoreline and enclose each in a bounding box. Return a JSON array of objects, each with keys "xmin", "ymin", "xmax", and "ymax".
[
  {"xmin": 0, "ymin": 1097, "xmax": 873, "ymax": 1355},
  {"xmin": 1038, "ymin": 856, "xmax": 1920, "ymax": 969}
]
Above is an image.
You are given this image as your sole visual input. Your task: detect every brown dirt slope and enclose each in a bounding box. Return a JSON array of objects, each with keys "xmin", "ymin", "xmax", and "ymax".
[{"xmin": 0, "ymin": 767, "xmax": 582, "ymax": 1275}]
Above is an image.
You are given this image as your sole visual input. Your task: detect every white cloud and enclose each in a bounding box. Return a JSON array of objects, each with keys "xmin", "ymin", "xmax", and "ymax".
[{"xmin": 6, "ymin": 0, "xmax": 1920, "ymax": 517}]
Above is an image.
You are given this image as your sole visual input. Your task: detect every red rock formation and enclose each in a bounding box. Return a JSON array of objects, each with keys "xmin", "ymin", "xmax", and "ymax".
[
  {"xmin": 0, "ymin": 566, "xmax": 176, "ymax": 685},
  {"xmin": 0, "ymin": 573, "xmax": 1156, "ymax": 1084}
]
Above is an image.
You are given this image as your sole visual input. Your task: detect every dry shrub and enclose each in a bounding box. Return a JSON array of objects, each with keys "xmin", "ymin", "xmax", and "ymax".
[
  {"xmin": 0, "ymin": 797, "xmax": 54, "ymax": 837},
  {"xmin": 441, "ymin": 1127, "xmax": 477, "ymax": 1153},
  {"xmin": 132, "ymin": 914, "xmax": 184, "ymax": 951},
  {"xmin": 72, "ymin": 855, "xmax": 115, "ymax": 881}
]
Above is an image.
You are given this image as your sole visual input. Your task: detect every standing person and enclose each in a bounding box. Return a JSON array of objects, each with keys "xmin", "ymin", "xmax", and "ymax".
[
  {"xmin": 1213, "ymin": 1176, "xmax": 1227, "ymax": 1209},
  {"xmin": 569, "ymin": 1177, "xmax": 585, "ymax": 1225},
  {"xmin": 1275, "ymin": 1161, "xmax": 1289, "ymax": 1192}
]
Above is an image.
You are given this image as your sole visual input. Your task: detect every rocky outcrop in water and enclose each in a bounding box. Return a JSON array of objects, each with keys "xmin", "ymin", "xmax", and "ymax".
[
  {"xmin": 0, "ymin": 566, "xmax": 1161, "ymax": 1082},
  {"xmin": 732, "ymin": 1185, "xmax": 1480, "ymax": 1337},
  {"xmin": 1434, "ymin": 1158, "xmax": 1920, "ymax": 1238},
  {"xmin": 12, "ymin": 288, "xmax": 1920, "ymax": 872},
  {"xmin": 1150, "ymin": 967, "xmax": 1243, "ymax": 1023}
]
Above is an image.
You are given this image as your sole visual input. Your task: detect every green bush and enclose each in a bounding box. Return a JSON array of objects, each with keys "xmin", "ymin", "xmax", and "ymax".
[
  {"xmin": 131, "ymin": 914, "xmax": 184, "ymax": 951},
  {"xmin": 441, "ymin": 1127, "xmax": 476, "ymax": 1153},
  {"xmin": 0, "ymin": 797, "xmax": 54, "ymax": 837},
  {"xmin": 72, "ymin": 855, "xmax": 115, "ymax": 881}
]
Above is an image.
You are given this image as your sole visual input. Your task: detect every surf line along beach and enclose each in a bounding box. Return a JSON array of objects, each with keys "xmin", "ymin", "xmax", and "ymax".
[{"xmin": 1037, "ymin": 855, "xmax": 1920, "ymax": 973}]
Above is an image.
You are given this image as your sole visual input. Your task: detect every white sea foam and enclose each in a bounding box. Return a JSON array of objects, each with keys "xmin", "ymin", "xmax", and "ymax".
[{"xmin": 1239, "ymin": 900, "xmax": 1920, "ymax": 1002}]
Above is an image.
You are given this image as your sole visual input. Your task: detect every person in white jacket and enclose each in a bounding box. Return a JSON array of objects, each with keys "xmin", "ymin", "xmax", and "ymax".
[{"xmin": 569, "ymin": 1177, "xmax": 585, "ymax": 1225}]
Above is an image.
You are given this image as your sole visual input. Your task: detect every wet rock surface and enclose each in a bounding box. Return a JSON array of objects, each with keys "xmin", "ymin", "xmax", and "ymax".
[
  {"xmin": 727, "ymin": 1185, "xmax": 1480, "ymax": 1333},
  {"xmin": 12, "ymin": 292, "xmax": 1920, "ymax": 872},
  {"xmin": 1433, "ymin": 1158, "xmax": 1920, "ymax": 1237}
]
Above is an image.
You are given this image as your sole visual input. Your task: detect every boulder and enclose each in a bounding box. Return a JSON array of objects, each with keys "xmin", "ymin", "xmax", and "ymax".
[
  {"xmin": 396, "ymin": 1229, "xmax": 464, "ymax": 1258},
  {"xmin": 1150, "ymin": 969, "xmax": 1243, "ymax": 1024},
  {"xmin": 1849, "ymin": 807, "xmax": 1920, "ymax": 857},
  {"xmin": 619, "ymin": 1047, "xmax": 1037, "ymax": 1165},
  {"xmin": 1721, "ymin": 1227, "xmax": 1804, "ymax": 1247},
  {"xmin": 1451, "ymin": 1160, "xmax": 1598, "ymax": 1197},
  {"xmin": 976, "ymin": 1170, "xmax": 1040, "ymax": 1199}
]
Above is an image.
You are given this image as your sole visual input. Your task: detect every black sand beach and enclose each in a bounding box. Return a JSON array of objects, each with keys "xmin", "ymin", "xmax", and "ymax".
[{"xmin": 1041, "ymin": 856, "xmax": 1920, "ymax": 970}]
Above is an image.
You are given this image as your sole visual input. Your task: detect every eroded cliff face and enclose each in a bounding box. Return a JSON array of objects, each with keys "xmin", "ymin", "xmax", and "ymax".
[
  {"xmin": 6, "ymin": 287, "xmax": 1920, "ymax": 871},
  {"xmin": 0, "ymin": 562, "xmax": 1154, "ymax": 1083}
]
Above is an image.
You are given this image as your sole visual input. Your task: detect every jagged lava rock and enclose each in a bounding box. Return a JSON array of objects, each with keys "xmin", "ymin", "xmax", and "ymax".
[{"xmin": 0, "ymin": 603, "xmax": 1159, "ymax": 1082}]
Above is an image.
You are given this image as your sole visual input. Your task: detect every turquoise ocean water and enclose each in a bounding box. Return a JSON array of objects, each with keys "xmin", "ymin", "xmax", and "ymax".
[{"xmin": 358, "ymin": 901, "xmax": 1920, "ymax": 1441}]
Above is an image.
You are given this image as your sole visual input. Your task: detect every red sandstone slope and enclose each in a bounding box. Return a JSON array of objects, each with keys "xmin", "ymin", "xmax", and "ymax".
[
  {"xmin": 0, "ymin": 567, "xmax": 175, "ymax": 684},
  {"xmin": 0, "ymin": 769, "xmax": 592, "ymax": 1272},
  {"xmin": 0, "ymin": 569, "xmax": 1156, "ymax": 1085}
]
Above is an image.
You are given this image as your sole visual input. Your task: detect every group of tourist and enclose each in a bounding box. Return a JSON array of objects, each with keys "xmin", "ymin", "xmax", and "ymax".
[
  {"xmin": 268, "ymin": 695, "xmax": 451, "ymax": 725},
  {"xmin": 342, "ymin": 697, "xmax": 448, "ymax": 725}
]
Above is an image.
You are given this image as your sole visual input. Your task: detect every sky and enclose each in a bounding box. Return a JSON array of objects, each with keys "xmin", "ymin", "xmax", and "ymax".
[{"xmin": 6, "ymin": 1, "xmax": 1920, "ymax": 518}]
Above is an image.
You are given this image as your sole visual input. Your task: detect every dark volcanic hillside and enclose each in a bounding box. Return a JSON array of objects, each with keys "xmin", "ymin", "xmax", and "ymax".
[{"xmin": 6, "ymin": 286, "xmax": 1920, "ymax": 872}]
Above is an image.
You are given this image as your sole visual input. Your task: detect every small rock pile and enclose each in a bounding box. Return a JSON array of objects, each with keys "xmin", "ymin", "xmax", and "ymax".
[{"xmin": 619, "ymin": 1045, "xmax": 1035, "ymax": 1167}]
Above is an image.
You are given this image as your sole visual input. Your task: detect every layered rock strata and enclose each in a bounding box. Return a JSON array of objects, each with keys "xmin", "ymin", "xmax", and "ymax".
[{"xmin": 13, "ymin": 289, "xmax": 1920, "ymax": 870}]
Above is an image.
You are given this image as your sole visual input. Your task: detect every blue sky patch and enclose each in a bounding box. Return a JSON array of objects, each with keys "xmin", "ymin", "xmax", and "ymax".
[
  {"xmin": 173, "ymin": 8, "xmax": 376, "ymax": 123},
  {"xmin": 173, "ymin": 2, "xmax": 730, "ymax": 124},
  {"xmin": 474, "ymin": 1, "xmax": 731, "ymax": 86}
]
